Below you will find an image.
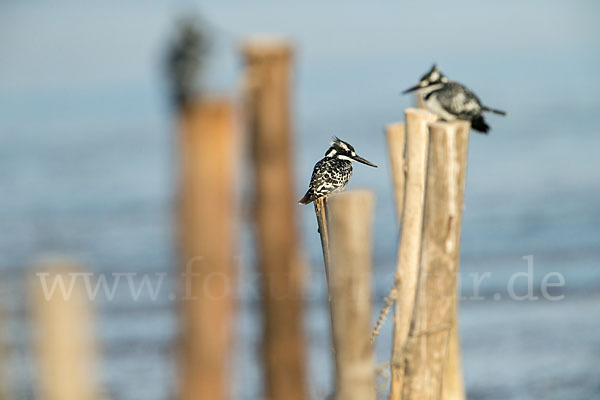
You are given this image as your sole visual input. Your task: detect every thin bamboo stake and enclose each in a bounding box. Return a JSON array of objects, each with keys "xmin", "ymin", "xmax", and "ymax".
[
  {"xmin": 389, "ymin": 108, "xmax": 438, "ymax": 399},
  {"xmin": 314, "ymin": 196, "xmax": 331, "ymax": 287},
  {"xmin": 242, "ymin": 38, "xmax": 308, "ymax": 400},
  {"xmin": 314, "ymin": 196, "xmax": 338, "ymax": 355},
  {"xmin": 178, "ymin": 99, "xmax": 236, "ymax": 400},
  {"xmin": 386, "ymin": 122, "xmax": 407, "ymax": 224},
  {"xmin": 328, "ymin": 190, "xmax": 376, "ymax": 400},
  {"xmin": 31, "ymin": 263, "xmax": 98, "ymax": 400},
  {"xmin": 400, "ymin": 121, "xmax": 470, "ymax": 400}
]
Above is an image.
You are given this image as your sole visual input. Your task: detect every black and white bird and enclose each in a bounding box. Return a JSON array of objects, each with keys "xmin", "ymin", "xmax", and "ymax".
[
  {"xmin": 298, "ymin": 137, "xmax": 377, "ymax": 205},
  {"xmin": 403, "ymin": 64, "xmax": 506, "ymax": 133}
]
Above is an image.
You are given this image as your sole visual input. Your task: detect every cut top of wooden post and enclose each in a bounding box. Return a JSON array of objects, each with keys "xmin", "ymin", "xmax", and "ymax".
[
  {"xmin": 241, "ymin": 36, "xmax": 308, "ymax": 400},
  {"xmin": 242, "ymin": 36, "xmax": 293, "ymax": 59},
  {"xmin": 405, "ymin": 107, "xmax": 439, "ymax": 126},
  {"xmin": 429, "ymin": 120, "xmax": 471, "ymax": 132},
  {"xmin": 31, "ymin": 261, "xmax": 98, "ymax": 400}
]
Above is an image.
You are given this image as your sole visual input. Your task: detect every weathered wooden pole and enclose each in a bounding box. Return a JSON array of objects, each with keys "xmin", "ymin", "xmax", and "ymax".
[
  {"xmin": 440, "ymin": 127, "xmax": 469, "ymax": 400},
  {"xmin": 414, "ymin": 93, "xmax": 466, "ymax": 400},
  {"xmin": 242, "ymin": 38, "xmax": 308, "ymax": 400},
  {"xmin": 177, "ymin": 99, "xmax": 236, "ymax": 400},
  {"xmin": 327, "ymin": 190, "xmax": 376, "ymax": 400},
  {"xmin": 442, "ymin": 318, "xmax": 465, "ymax": 400},
  {"xmin": 389, "ymin": 108, "xmax": 438, "ymax": 398},
  {"xmin": 31, "ymin": 263, "xmax": 98, "ymax": 400},
  {"xmin": 400, "ymin": 121, "xmax": 470, "ymax": 400},
  {"xmin": 386, "ymin": 122, "xmax": 407, "ymax": 224}
]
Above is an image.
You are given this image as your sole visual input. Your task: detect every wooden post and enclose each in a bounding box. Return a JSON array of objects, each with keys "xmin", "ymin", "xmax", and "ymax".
[
  {"xmin": 242, "ymin": 38, "xmax": 308, "ymax": 400},
  {"xmin": 400, "ymin": 121, "xmax": 470, "ymax": 400},
  {"xmin": 31, "ymin": 263, "xmax": 98, "ymax": 400},
  {"xmin": 386, "ymin": 122, "xmax": 407, "ymax": 224},
  {"xmin": 178, "ymin": 99, "xmax": 236, "ymax": 400},
  {"xmin": 389, "ymin": 109, "xmax": 438, "ymax": 398},
  {"xmin": 328, "ymin": 190, "xmax": 376, "ymax": 400},
  {"xmin": 414, "ymin": 86, "xmax": 466, "ymax": 400},
  {"xmin": 442, "ymin": 318, "xmax": 465, "ymax": 400}
]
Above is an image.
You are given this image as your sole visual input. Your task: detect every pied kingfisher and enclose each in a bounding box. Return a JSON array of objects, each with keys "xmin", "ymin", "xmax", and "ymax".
[
  {"xmin": 403, "ymin": 64, "xmax": 506, "ymax": 133},
  {"xmin": 298, "ymin": 137, "xmax": 377, "ymax": 205}
]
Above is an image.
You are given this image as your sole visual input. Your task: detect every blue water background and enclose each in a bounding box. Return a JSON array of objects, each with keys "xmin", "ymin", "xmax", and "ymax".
[{"xmin": 1, "ymin": 1, "xmax": 599, "ymax": 399}]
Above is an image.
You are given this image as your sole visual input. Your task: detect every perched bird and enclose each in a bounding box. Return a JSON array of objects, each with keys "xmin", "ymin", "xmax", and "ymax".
[
  {"xmin": 299, "ymin": 137, "xmax": 377, "ymax": 205},
  {"xmin": 165, "ymin": 17, "xmax": 209, "ymax": 109},
  {"xmin": 403, "ymin": 64, "xmax": 506, "ymax": 133}
]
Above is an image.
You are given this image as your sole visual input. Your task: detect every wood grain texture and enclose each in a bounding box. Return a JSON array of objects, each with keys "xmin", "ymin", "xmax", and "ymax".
[
  {"xmin": 400, "ymin": 121, "xmax": 470, "ymax": 400},
  {"xmin": 442, "ymin": 316, "xmax": 465, "ymax": 400},
  {"xmin": 178, "ymin": 99, "xmax": 236, "ymax": 400},
  {"xmin": 415, "ymin": 85, "xmax": 466, "ymax": 400},
  {"xmin": 390, "ymin": 108, "xmax": 438, "ymax": 399},
  {"xmin": 328, "ymin": 190, "xmax": 376, "ymax": 400},
  {"xmin": 242, "ymin": 38, "xmax": 308, "ymax": 400}
]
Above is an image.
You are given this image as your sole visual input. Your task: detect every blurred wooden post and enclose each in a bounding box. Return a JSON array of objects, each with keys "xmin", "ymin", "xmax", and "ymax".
[
  {"xmin": 400, "ymin": 121, "xmax": 470, "ymax": 400},
  {"xmin": 389, "ymin": 109, "xmax": 438, "ymax": 398},
  {"xmin": 416, "ymin": 90, "xmax": 427, "ymax": 109},
  {"xmin": 242, "ymin": 38, "xmax": 308, "ymax": 400},
  {"xmin": 178, "ymin": 99, "xmax": 236, "ymax": 400},
  {"xmin": 386, "ymin": 122, "xmax": 406, "ymax": 224},
  {"xmin": 328, "ymin": 191, "xmax": 376, "ymax": 400},
  {"xmin": 31, "ymin": 264, "xmax": 98, "ymax": 400}
]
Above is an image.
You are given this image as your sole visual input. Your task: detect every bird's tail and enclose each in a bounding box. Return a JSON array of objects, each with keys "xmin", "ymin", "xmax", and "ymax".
[
  {"xmin": 482, "ymin": 105, "xmax": 507, "ymax": 116},
  {"xmin": 298, "ymin": 190, "xmax": 315, "ymax": 205},
  {"xmin": 471, "ymin": 115, "xmax": 490, "ymax": 134}
]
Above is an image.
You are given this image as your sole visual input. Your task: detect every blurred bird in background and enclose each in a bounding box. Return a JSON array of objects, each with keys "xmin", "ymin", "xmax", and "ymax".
[
  {"xmin": 165, "ymin": 17, "xmax": 209, "ymax": 109},
  {"xmin": 403, "ymin": 64, "xmax": 506, "ymax": 133}
]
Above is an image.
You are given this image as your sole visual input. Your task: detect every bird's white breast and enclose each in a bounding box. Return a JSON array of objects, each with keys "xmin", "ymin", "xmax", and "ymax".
[{"xmin": 425, "ymin": 94, "xmax": 456, "ymax": 121}]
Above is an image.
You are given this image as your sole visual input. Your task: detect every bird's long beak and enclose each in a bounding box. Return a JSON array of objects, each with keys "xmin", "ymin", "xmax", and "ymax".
[
  {"xmin": 402, "ymin": 83, "xmax": 420, "ymax": 94},
  {"xmin": 352, "ymin": 154, "xmax": 377, "ymax": 168}
]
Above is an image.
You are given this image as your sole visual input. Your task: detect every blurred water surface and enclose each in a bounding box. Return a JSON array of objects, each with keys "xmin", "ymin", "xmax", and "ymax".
[{"xmin": 1, "ymin": 1, "xmax": 599, "ymax": 399}]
